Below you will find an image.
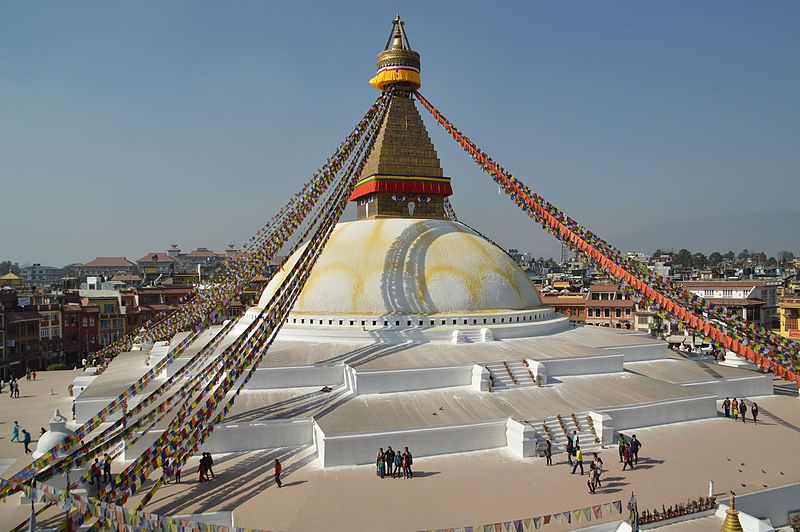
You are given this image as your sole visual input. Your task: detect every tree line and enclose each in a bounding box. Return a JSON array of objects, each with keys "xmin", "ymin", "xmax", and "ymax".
[
  {"xmin": 652, "ymin": 249, "xmax": 796, "ymax": 269},
  {"xmin": 0, "ymin": 261, "xmax": 21, "ymax": 275}
]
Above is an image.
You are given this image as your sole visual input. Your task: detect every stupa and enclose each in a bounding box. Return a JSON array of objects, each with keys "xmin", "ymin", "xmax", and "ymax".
[{"xmin": 76, "ymin": 14, "xmax": 774, "ymax": 476}]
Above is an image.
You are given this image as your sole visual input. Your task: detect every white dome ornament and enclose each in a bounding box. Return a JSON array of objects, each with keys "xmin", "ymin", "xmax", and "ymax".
[{"xmin": 33, "ymin": 408, "xmax": 72, "ymax": 459}]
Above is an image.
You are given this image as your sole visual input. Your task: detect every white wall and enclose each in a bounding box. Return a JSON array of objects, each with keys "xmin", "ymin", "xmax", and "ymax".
[
  {"xmin": 599, "ymin": 395, "xmax": 717, "ymax": 432},
  {"xmin": 721, "ymin": 483, "xmax": 800, "ymax": 528},
  {"xmin": 680, "ymin": 375, "xmax": 773, "ymax": 399},
  {"xmin": 318, "ymin": 419, "xmax": 509, "ymax": 467},
  {"xmin": 354, "ymin": 365, "xmax": 473, "ymax": 394},
  {"xmin": 540, "ymin": 354, "xmax": 624, "ymax": 377},
  {"xmin": 246, "ymin": 365, "xmax": 344, "ymax": 390}
]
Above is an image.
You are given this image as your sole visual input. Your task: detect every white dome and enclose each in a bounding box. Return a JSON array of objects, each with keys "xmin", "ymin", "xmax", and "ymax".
[
  {"xmin": 258, "ymin": 218, "xmax": 543, "ymax": 316},
  {"xmin": 33, "ymin": 409, "xmax": 72, "ymax": 459}
]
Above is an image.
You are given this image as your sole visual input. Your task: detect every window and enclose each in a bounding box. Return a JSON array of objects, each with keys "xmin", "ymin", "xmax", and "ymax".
[
  {"xmin": 587, "ymin": 309, "xmax": 593, "ymax": 317},
  {"xmin": 82, "ymin": 318, "xmax": 88, "ymax": 327},
  {"xmin": 615, "ymin": 309, "xmax": 622, "ymax": 318},
  {"xmin": 604, "ymin": 309, "xmax": 610, "ymax": 318}
]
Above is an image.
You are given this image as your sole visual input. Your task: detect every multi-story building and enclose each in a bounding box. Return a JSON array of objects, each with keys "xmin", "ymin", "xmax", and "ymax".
[
  {"xmin": 135, "ymin": 252, "xmax": 176, "ymax": 279},
  {"xmin": 4, "ymin": 309, "xmax": 42, "ymax": 376},
  {"xmin": 81, "ymin": 257, "xmax": 138, "ymax": 278},
  {"xmin": 778, "ymin": 295, "xmax": 800, "ymax": 340},
  {"xmin": 19, "ymin": 264, "xmax": 64, "ymax": 285},
  {"xmin": 585, "ymin": 284, "xmax": 635, "ymax": 329},
  {"xmin": 36, "ymin": 303, "xmax": 63, "ymax": 365},
  {"xmin": 680, "ymin": 280, "xmax": 779, "ymax": 327},
  {"xmin": 538, "ymin": 291, "xmax": 587, "ymax": 324},
  {"xmin": 79, "ymin": 289, "xmax": 126, "ymax": 347}
]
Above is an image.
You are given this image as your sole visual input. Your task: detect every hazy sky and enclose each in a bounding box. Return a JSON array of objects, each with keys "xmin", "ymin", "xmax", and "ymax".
[{"xmin": 2, "ymin": 1, "xmax": 799, "ymax": 266}]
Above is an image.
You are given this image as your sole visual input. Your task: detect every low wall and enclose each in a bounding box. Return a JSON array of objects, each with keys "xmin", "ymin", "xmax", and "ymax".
[
  {"xmin": 246, "ymin": 365, "xmax": 344, "ymax": 390},
  {"xmin": 318, "ymin": 419, "xmax": 509, "ymax": 467},
  {"xmin": 598, "ymin": 395, "xmax": 717, "ymax": 432},
  {"xmin": 605, "ymin": 343, "xmax": 670, "ymax": 363},
  {"xmin": 354, "ymin": 365, "xmax": 473, "ymax": 394},
  {"xmin": 680, "ymin": 374, "xmax": 773, "ymax": 399},
  {"xmin": 537, "ymin": 354, "xmax": 624, "ymax": 378},
  {"xmin": 122, "ymin": 419, "xmax": 313, "ymax": 459}
]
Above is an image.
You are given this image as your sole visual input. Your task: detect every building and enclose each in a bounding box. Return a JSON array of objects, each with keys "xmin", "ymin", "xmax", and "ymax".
[
  {"xmin": 585, "ymin": 284, "xmax": 635, "ymax": 329},
  {"xmin": 36, "ymin": 303, "xmax": 63, "ymax": 365},
  {"xmin": 538, "ymin": 290, "xmax": 587, "ymax": 324},
  {"xmin": 135, "ymin": 252, "xmax": 176, "ymax": 279},
  {"xmin": 79, "ymin": 289, "xmax": 126, "ymax": 347},
  {"xmin": 778, "ymin": 295, "xmax": 800, "ymax": 339},
  {"xmin": 19, "ymin": 263, "xmax": 64, "ymax": 285},
  {"xmin": 81, "ymin": 257, "xmax": 138, "ymax": 278},
  {"xmin": 3, "ymin": 309, "xmax": 42, "ymax": 375},
  {"xmin": 680, "ymin": 280, "xmax": 779, "ymax": 327}
]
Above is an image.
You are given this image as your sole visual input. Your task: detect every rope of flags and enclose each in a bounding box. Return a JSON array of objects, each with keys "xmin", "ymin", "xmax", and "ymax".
[
  {"xmin": 414, "ymin": 90, "xmax": 799, "ymax": 386},
  {"xmin": 419, "ymin": 499, "xmax": 623, "ymax": 531}
]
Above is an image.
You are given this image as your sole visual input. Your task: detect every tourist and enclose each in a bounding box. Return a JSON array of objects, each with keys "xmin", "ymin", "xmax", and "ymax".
[
  {"xmin": 25, "ymin": 369, "xmax": 31, "ymax": 381},
  {"xmin": 14, "ymin": 380, "xmax": 19, "ymax": 398},
  {"xmin": 103, "ymin": 453, "xmax": 112, "ymax": 483},
  {"xmin": 40, "ymin": 427, "xmax": 47, "ymax": 437},
  {"xmin": 751, "ymin": 402, "xmax": 759, "ymax": 424},
  {"xmin": 385, "ymin": 447, "xmax": 396, "ymax": 478},
  {"xmin": 593, "ymin": 452, "xmax": 603, "ymax": 488},
  {"xmin": 587, "ymin": 462, "xmax": 597, "ymax": 494},
  {"xmin": 573, "ymin": 430, "xmax": 580, "ymax": 448},
  {"xmin": 722, "ymin": 398, "xmax": 731, "ymax": 418},
  {"xmin": 617, "ymin": 433, "xmax": 625, "ymax": 462},
  {"xmin": 376, "ymin": 448, "xmax": 385, "ymax": 478},
  {"xmin": 22, "ymin": 429, "xmax": 32, "ymax": 454},
  {"xmin": 630, "ymin": 435, "xmax": 642, "ymax": 464},
  {"xmin": 198, "ymin": 457, "xmax": 208, "ymax": 482},
  {"xmin": 11, "ymin": 421, "xmax": 20, "ymax": 442},
  {"xmin": 82, "ymin": 357, "xmax": 87, "ymax": 371},
  {"xmin": 732, "ymin": 398, "xmax": 739, "ymax": 420},
  {"xmin": 203, "ymin": 453, "xmax": 216, "ymax": 479},
  {"xmin": 162, "ymin": 463, "xmax": 172, "ymax": 484},
  {"xmin": 571, "ymin": 445, "xmax": 584, "ymax": 475},
  {"xmin": 393, "ymin": 449, "xmax": 402, "ymax": 477},
  {"xmin": 739, "ymin": 399, "xmax": 747, "ymax": 423},
  {"xmin": 274, "ymin": 458, "xmax": 283, "ymax": 488},
  {"xmin": 174, "ymin": 461, "xmax": 181, "ymax": 483},
  {"xmin": 545, "ymin": 439, "xmax": 552, "ymax": 466},
  {"xmin": 566, "ymin": 434, "xmax": 574, "ymax": 466},
  {"xmin": 622, "ymin": 444, "xmax": 634, "ymax": 471},
  {"xmin": 403, "ymin": 447, "xmax": 413, "ymax": 479},
  {"xmin": 31, "ymin": 371, "xmax": 36, "ymax": 380},
  {"xmin": 90, "ymin": 458, "xmax": 102, "ymax": 485}
]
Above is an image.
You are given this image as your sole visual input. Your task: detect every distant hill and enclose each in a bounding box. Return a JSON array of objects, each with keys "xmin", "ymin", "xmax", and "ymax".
[{"xmin": 613, "ymin": 209, "xmax": 800, "ymax": 256}]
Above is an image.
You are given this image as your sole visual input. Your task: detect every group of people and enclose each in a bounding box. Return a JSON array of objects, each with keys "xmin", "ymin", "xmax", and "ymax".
[
  {"xmin": 376, "ymin": 446, "xmax": 414, "ymax": 479},
  {"xmin": 10, "ymin": 421, "xmax": 32, "ymax": 454},
  {"xmin": 88, "ymin": 454, "xmax": 114, "ymax": 486},
  {"xmin": 722, "ymin": 397, "xmax": 759, "ymax": 423},
  {"xmin": 617, "ymin": 434, "xmax": 642, "ymax": 471},
  {"xmin": 2, "ymin": 377, "xmax": 21, "ymax": 398}
]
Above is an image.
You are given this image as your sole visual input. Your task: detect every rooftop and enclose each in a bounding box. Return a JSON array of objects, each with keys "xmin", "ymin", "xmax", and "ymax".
[{"xmin": 82, "ymin": 256, "xmax": 136, "ymax": 268}]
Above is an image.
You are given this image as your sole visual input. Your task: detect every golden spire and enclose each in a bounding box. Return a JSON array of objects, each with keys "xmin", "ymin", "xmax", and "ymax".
[
  {"xmin": 369, "ymin": 15, "xmax": 422, "ymax": 91},
  {"xmin": 721, "ymin": 492, "xmax": 743, "ymax": 532}
]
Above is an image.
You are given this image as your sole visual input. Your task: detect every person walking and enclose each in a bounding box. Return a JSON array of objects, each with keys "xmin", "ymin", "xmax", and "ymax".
[
  {"xmin": 617, "ymin": 433, "xmax": 625, "ymax": 463},
  {"xmin": 174, "ymin": 461, "xmax": 181, "ymax": 483},
  {"xmin": 739, "ymin": 399, "xmax": 747, "ymax": 423},
  {"xmin": 385, "ymin": 447, "xmax": 396, "ymax": 478},
  {"xmin": 14, "ymin": 380, "xmax": 19, "ymax": 398},
  {"xmin": 376, "ymin": 448, "xmax": 385, "ymax": 478},
  {"xmin": 573, "ymin": 430, "xmax": 580, "ymax": 449},
  {"xmin": 204, "ymin": 453, "xmax": 215, "ymax": 479},
  {"xmin": 393, "ymin": 450, "xmax": 402, "ymax": 478},
  {"xmin": 403, "ymin": 447, "xmax": 413, "ymax": 479},
  {"xmin": 571, "ymin": 446, "xmax": 584, "ymax": 475},
  {"xmin": 566, "ymin": 434, "xmax": 574, "ymax": 466},
  {"xmin": 90, "ymin": 458, "xmax": 102, "ymax": 485},
  {"xmin": 630, "ymin": 435, "xmax": 642, "ymax": 464},
  {"xmin": 722, "ymin": 398, "xmax": 731, "ymax": 418},
  {"xmin": 732, "ymin": 398, "xmax": 739, "ymax": 420},
  {"xmin": 593, "ymin": 452, "xmax": 604, "ymax": 488},
  {"xmin": 274, "ymin": 458, "xmax": 283, "ymax": 488},
  {"xmin": 587, "ymin": 462, "xmax": 597, "ymax": 494},
  {"xmin": 545, "ymin": 439, "xmax": 552, "ymax": 466},
  {"xmin": 751, "ymin": 402, "xmax": 759, "ymax": 424},
  {"xmin": 622, "ymin": 444, "xmax": 634, "ymax": 471},
  {"xmin": 31, "ymin": 371, "xmax": 36, "ymax": 381},
  {"xmin": 198, "ymin": 457, "xmax": 208, "ymax": 482},
  {"xmin": 103, "ymin": 453, "xmax": 112, "ymax": 483},
  {"xmin": 162, "ymin": 463, "xmax": 173, "ymax": 484},
  {"xmin": 11, "ymin": 421, "xmax": 20, "ymax": 442},
  {"xmin": 22, "ymin": 429, "xmax": 32, "ymax": 454}
]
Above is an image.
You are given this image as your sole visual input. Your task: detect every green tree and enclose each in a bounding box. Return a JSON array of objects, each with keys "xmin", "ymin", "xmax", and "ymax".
[
  {"xmin": 766, "ymin": 256, "xmax": 778, "ymax": 267},
  {"xmin": 724, "ymin": 251, "xmax": 735, "ymax": 261},
  {"xmin": 777, "ymin": 250, "xmax": 795, "ymax": 266},
  {"xmin": 0, "ymin": 261, "xmax": 20, "ymax": 275},
  {"xmin": 708, "ymin": 252, "xmax": 723, "ymax": 267},
  {"xmin": 692, "ymin": 252, "xmax": 708, "ymax": 269},
  {"xmin": 675, "ymin": 249, "xmax": 692, "ymax": 267},
  {"xmin": 737, "ymin": 249, "xmax": 751, "ymax": 261}
]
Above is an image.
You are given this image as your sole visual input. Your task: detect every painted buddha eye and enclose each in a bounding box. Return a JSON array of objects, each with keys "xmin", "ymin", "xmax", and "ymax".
[
  {"xmin": 391, "ymin": 195, "xmax": 406, "ymax": 202},
  {"xmin": 417, "ymin": 196, "xmax": 431, "ymax": 203}
]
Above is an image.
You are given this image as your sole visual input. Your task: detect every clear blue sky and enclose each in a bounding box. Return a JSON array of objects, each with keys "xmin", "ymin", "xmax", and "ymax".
[{"xmin": 2, "ymin": 1, "xmax": 798, "ymax": 265}]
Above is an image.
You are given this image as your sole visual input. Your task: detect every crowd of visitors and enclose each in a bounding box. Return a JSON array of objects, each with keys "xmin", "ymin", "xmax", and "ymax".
[
  {"xmin": 375, "ymin": 446, "xmax": 414, "ymax": 479},
  {"xmin": 721, "ymin": 397, "xmax": 759, "ymax": 423}
]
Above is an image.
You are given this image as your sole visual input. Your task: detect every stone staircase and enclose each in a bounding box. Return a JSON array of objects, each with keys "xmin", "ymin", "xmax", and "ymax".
[
  {"xmin": 451, "ymin": 328, "xmax": 494, "ymax": 344},
  {"xmin": 486, "ymin": 360, "xmax": 537, "ymax": 390},
  {"xmin": 532, "ymin": 412, "xmax": 601, "ymax": 455}
]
